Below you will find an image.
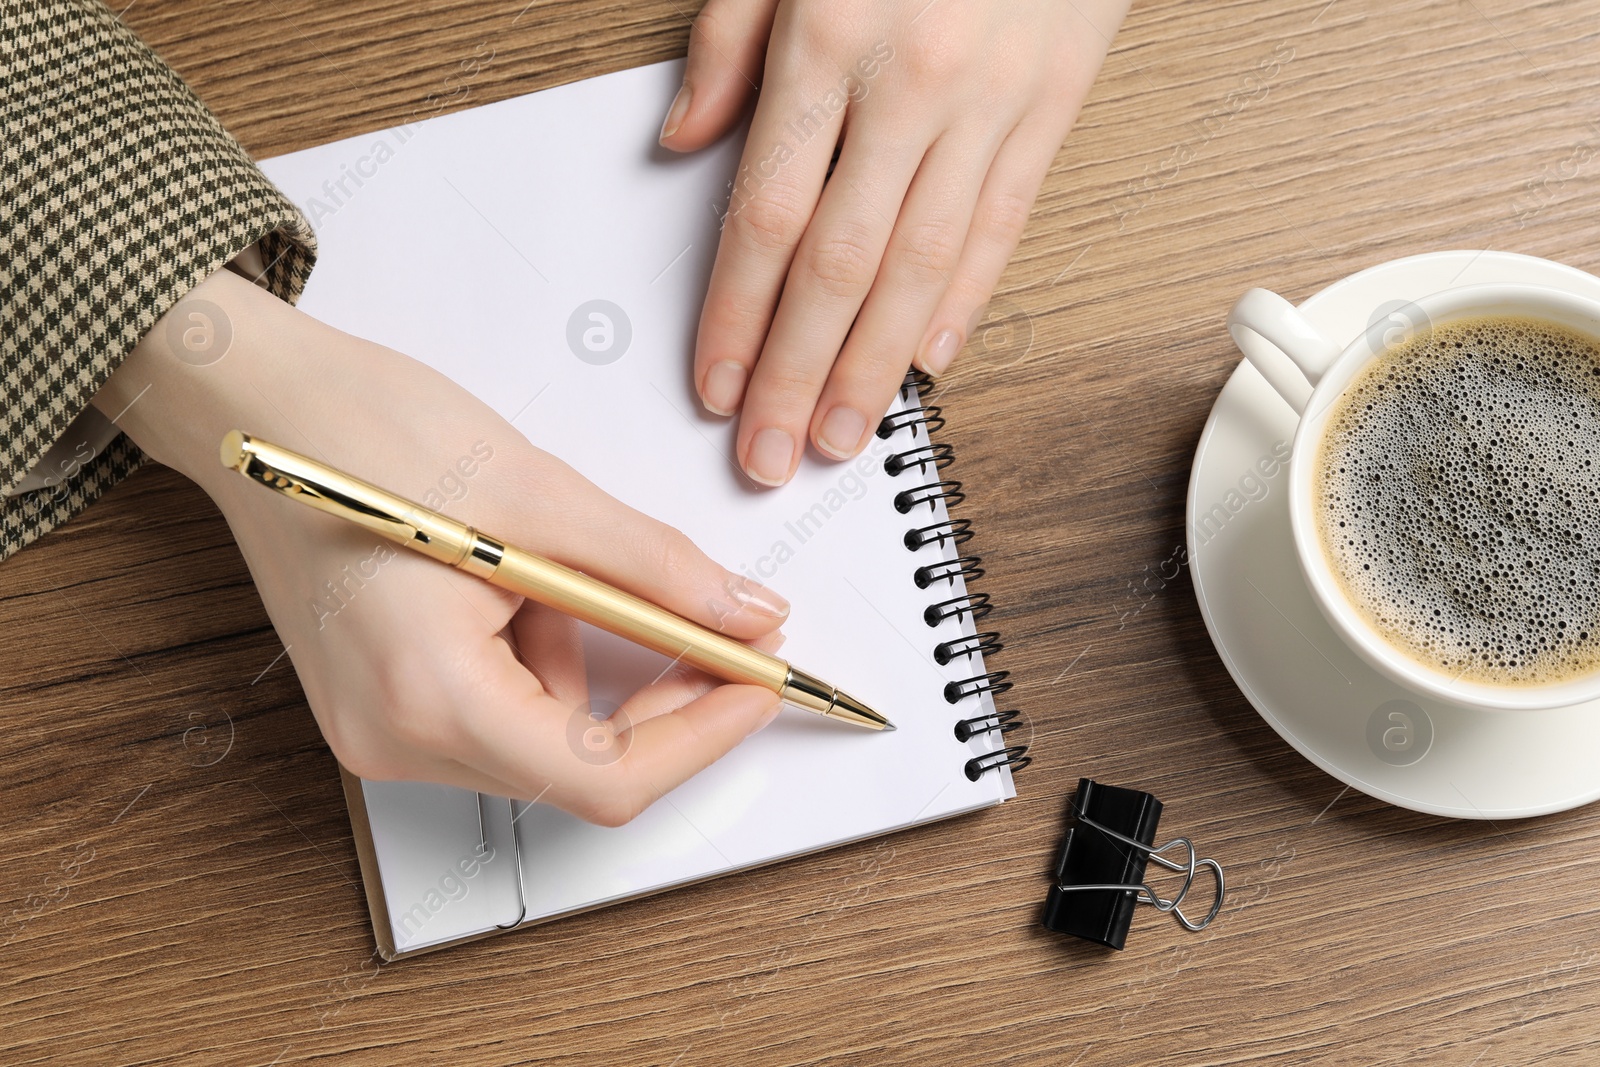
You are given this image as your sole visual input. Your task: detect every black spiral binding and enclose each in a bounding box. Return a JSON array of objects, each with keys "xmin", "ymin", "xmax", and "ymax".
[
  {"xmin": 880, "ymin": 371, "xmax": 1032, "ymax": 782},
  {"xmin": 904, "ymin": 518, "xmax": 972, "ymax": 551}
]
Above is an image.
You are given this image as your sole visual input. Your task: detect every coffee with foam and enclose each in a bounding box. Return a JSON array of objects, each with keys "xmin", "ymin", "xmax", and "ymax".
[{"xmin": 1314, "ymin": 315, "xmax": 1600, "ymax": 686}]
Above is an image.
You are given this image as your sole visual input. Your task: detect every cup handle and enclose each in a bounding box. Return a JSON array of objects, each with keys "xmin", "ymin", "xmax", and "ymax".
[{"xmin": 1227, "ymin": 288, "xmax": 1344, "ymax": 416}]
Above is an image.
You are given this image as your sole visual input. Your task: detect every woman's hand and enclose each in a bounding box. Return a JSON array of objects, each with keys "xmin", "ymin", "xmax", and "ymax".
[
  {"xmin": 93, "ymin": 269, "xmax": 790, "ymax": 826},
  {"xmin": 660, "ymin": 0, "xmax": 1129, "ymax": 484}
]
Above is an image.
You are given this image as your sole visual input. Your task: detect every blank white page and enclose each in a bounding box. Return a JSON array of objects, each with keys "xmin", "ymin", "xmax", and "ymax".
[{"xmin": 260, "ymin": 60, "xmax": 1013, "ymax": 956}]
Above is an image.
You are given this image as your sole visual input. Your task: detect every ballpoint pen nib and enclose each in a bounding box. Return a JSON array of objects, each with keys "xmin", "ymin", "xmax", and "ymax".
[
  {"xmin": 828, "ymin": 687, "xmax": 895, "ymax": 732},
  {"xmin": 781, "ymin": 668, "xmax": 896, "ymax": 731}
]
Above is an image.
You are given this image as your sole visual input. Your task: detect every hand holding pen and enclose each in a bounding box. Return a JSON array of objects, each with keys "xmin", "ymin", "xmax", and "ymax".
[
  {"xmin": 220, "ymin": 430, "xmax": 891, "ymax": 733},
  {"xmin": 91, "ymin": 269, "xmax": 803, "ymax": 827}
]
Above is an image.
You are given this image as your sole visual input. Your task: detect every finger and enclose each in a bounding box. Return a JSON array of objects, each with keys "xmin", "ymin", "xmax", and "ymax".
[
  {"xmin": 615, "ymin": 625, "xmax": 786, "ymax": 729},
  {"xmin": 602, "ymin": 683, "xmax": 782, "ymax": 818},
  {"xmin": 456, "ymin": 638, "xmax": 780, "ymax": 826},
  {"xmin": 736, "ymin": 132, "xmax": 927, "ymax": 483},
  {"xmin": 659, "ymin": 0, "xmax": 778, "ymax": 149},
  {"xmin": 507, "ymin": 602, "xmax": 588, "ymax": 707},
  {"xmin": 495, "ymin": 626, "xmax": 786, "ymax": 774},
  {"xmin": 344, "ymin": 619, "xmax": 786, "ymax": 808},
  {"xmin": 808, "ymin": 127, "xmax": 1003, "ymax": 459},
  {"xmin": 916, "ymin": 117, "xmax": 1062, "ymax": 375},
  {"xmin": 618, "ymin": 662, "xmax": 720, "ymax": 727},
  {"xmin": 492, "ymin": 455, "xmax": 790, "ymax": 639},
  {"xmin": 693, "ymin": 71, "xmax": 844, "ymax": 420},
  {"xmin": 507, "ymin": 571, "xmax": 786, "ymax": 722}
]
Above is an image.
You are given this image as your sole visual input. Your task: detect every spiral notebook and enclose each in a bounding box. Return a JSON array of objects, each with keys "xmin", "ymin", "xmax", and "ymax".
[{"xmin": 259, "ymin": 59, "xmax": 1028, "ymax": 960}]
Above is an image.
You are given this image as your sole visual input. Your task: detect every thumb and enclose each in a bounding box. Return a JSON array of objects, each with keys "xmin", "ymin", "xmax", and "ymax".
[{"xmin": 659, "ymin": 0, "xmax": 778, "ymax": 150}]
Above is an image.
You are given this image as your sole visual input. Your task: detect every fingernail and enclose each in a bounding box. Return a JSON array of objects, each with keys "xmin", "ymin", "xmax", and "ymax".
[
  {"xmin": 750, "ymin": 698, "xmax": 783, "ymax": 735},
  {"xmin": 728, "ymin": 576, "xmax": 790, "ymax": 618},
  {"xmin": 702, "ymin": 360, "xmax": 748, "ymax": 415},
  {"xmin": 659, "ymin": 83, "xmax": 691, "ymax": 142},
  {"xmin": 817, "ymin": 405, "xmax": 867, "ymax": 459},
  {"xmin": 919, "ymin": 328, "xmax": 962, "ymax": 375},
  {"xmin": 745, "ymin": 427, "xmax": 795, "ymax": 486}
]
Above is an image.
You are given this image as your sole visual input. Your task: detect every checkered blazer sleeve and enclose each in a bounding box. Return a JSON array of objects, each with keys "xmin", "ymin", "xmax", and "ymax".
[{"xmin": 0, "ymin": 0, "xmax": 316, "ymax": 561}]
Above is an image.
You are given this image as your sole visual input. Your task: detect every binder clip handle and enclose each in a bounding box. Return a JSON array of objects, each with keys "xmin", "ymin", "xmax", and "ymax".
[{"xmin": 1064, "ymin": 821, "xmax": 1226, "ymax": 933}]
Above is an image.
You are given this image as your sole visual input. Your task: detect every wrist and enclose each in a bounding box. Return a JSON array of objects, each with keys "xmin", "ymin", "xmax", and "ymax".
[{"xmin": 93, "ymin": 269, "xmax": 330, "ymax": 500}]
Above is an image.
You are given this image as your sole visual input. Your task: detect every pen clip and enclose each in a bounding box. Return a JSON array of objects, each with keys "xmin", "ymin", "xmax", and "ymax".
[
  {"xmin": 244, "ymin": 451, "xmax": 423, "ymax": 545},
  {"xmin": 222, "ymin": 430, "xmax": 476, "ymax": 565}
]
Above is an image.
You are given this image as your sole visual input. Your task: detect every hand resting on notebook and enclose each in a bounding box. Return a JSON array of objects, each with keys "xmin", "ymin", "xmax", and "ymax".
[
  {"xmin": 659, "ymin": 0, "xmax": 1131, "ymax": 485},
  {"xmin": 91, "ymin": 269, "xmax": 792, "ymax": 827}
]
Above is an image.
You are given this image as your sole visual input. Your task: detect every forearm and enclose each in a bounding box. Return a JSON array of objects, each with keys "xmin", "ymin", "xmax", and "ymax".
[{"xmin": 0, "ymin": 0, "xmax": 315, "ymax": 559}]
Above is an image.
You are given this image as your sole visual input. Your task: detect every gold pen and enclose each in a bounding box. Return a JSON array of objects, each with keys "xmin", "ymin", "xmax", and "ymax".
[{"xmin": 220, "ymin": 431, "xmax": 893, "ymax": 731}]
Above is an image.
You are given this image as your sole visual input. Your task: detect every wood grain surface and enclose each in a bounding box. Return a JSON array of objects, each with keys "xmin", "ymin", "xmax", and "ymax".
[{"xmin": 6, "ymin": 0, "xmax": 1600, "ymax": 1063}]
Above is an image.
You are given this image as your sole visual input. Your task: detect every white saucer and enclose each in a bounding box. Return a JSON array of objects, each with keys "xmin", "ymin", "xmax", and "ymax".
[{"xmin": 1187, "ymin": 250, "xmax": 1600, "ymax": 819}]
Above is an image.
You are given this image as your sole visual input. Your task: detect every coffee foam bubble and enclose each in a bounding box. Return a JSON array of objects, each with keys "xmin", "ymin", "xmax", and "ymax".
[{"xmin": 1314, "ymin": 315, "xmax": 1600, "ymax": 686}]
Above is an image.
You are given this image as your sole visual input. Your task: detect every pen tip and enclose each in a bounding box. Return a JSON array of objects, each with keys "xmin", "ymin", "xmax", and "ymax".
[
  {"xmin": 819, "ymin": 684, "xmax": 896, "ymax": 735},
  {"xmin": 882, "ymin": 722, "xmax": 897, "ymax": 732}
]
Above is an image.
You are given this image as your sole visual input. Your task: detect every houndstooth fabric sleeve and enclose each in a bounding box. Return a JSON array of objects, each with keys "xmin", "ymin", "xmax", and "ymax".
[{"xmin": 0, "ymin": 0, "xmax": 316, "ymax": 561}]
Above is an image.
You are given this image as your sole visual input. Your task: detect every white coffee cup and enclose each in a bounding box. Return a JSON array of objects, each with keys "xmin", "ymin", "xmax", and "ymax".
[{"xmin": 1228, "ymin": 282, "xmax": 1600, "ymax": 712}]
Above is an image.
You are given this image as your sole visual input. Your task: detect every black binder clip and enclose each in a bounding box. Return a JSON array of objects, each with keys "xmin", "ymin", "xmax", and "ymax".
[{"xmin": 1042, "ymin": 778, "xmax": 1224, "ymax": 949}]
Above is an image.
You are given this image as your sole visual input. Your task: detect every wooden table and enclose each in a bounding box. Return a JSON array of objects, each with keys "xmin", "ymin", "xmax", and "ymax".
[{"xmin": 6, "ymin": 0, "xmax": 1600, "ymax": 1062}]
